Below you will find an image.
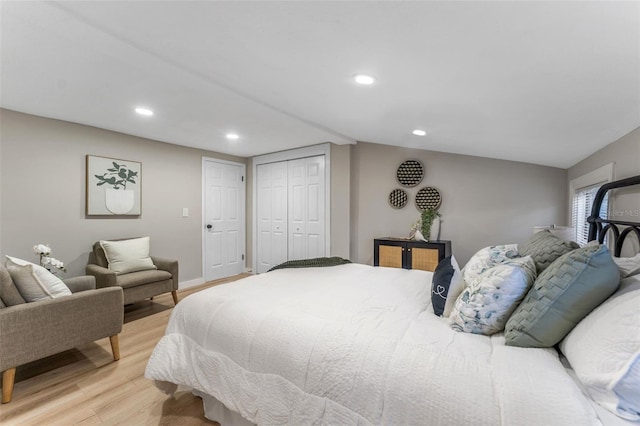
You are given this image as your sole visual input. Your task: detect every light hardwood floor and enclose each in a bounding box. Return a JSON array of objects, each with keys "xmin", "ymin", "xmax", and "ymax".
[{"xmin": 0, "ymin": 274, "xmax": 251, "ymax": 426}]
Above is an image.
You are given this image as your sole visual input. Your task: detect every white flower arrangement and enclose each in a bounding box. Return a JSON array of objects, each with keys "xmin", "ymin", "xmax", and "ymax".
[
  {"xmin": 33, "ymin": 244, "xmax": 51, "ymax": 256},
  {"xmin": 33, "ymin": 244, "xmax": 67, "ymax": 273}
]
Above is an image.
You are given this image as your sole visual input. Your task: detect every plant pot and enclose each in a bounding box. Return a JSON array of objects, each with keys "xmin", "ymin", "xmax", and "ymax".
[{"xmin": 105, "ymin": 188, "xmax": 134, "ymax": 214}]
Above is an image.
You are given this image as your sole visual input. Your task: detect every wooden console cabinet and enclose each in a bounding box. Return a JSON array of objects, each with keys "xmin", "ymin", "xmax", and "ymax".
[{"xmin": 374, "ymin": 238, "xmax": 452, "ymax": 272}]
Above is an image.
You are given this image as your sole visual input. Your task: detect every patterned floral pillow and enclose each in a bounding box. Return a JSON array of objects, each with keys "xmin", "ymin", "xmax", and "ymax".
[
  {"xmin": 450, "ymin": 256, "xmax": 537, "ymax": 335},
  {"xmin": 461, "ymin": 244, "xmax": 520, "ymax": 285}
]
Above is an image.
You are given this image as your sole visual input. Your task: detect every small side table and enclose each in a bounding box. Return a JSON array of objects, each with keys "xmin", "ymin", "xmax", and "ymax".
[{"xmin": 374, "ymin": 238, "xmax": 452, "ymax": 272}]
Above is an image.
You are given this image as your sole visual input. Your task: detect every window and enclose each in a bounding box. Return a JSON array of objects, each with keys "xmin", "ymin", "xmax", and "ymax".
[
  {"xmin": 572, "ymin": 185, "xmax": 609, "ymax": 246},
  {"xmin": 569, "ymin": 163, "xmax": 614, "ymax": 246}
]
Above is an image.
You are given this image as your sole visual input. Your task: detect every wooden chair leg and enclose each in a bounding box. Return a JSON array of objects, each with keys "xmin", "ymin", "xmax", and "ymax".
[
  {"xmin": 109, "ymin": 335, "xmax": 121, "ymax": 361},
  {"xmin": 171, "ymin": 290, "xmax": 179, "ymax": 305},
  {"xmin": 2, "ymin": 368, "xmax": 16, "ymax": 403}
]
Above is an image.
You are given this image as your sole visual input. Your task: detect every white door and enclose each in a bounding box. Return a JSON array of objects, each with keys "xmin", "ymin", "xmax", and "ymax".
[
  {"xmin": 256, "ymin": 162, "xmax": 288, "ymax": 273},
  {"xmin": 288, "ymin": 156, "xmax": 325, "ymax": 260},
  {"xmin": 204, "ymin": 159, "xmax": 245, "ymax": 281}
]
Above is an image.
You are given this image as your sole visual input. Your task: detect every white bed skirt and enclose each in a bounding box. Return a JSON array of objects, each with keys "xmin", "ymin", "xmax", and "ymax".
[{"xmin": 193, "ymin": 389, "xmax": 255, "ymax": 426}]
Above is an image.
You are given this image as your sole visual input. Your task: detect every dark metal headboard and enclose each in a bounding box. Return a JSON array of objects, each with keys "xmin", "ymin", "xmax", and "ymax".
[{"xmin": 587, "ymin": 174, "xmax": 640, "ymax": 256}]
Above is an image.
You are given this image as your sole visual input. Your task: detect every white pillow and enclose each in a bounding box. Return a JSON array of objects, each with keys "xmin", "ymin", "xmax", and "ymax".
[
  {"xmin": 450, "ymin": 256, "xmax": 536, "ymax": 335},
  {"xmin": 461, "ymin": 244, "xmax": 520, "ymax": 285},
  {"xmin": 5, "ymin": 255, "xmax": 71, "ymax": 302},
  {"xmin": 560, "ymin": 274, "xmax": 640, "ymax": 421},
  {"xmin": 100, "ymin": 237, "xmax": 157, "ymax": 275},
  {"xmin": 612, "ymin": 253, "xmax": 640, "ymax": 278}
]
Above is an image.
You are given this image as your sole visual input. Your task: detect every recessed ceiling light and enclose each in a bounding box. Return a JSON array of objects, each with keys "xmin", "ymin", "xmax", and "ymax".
[
  {"xmin": 226, "ymin": 133, "xmax": 240, "ymax": 140},
  {"xmin": 353, "ymin": 74, "xmax": 375, "ymax": 85},
  {"xmin": 135, "ymin": 107, "xmax": 153, "ymax": 116},
  {"xmin": 412, "ymin": 129, "xmax": 427, "ymax": 136}
]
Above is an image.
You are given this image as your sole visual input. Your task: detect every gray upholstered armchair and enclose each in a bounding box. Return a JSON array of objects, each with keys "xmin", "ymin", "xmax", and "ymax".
[
  {"xmin": 0, "ymin": 266, "xmax": 123, "ymax": 403},
  {"xmin": 86, "ymin": 240, "xmax": 179, "ymax": 305}
]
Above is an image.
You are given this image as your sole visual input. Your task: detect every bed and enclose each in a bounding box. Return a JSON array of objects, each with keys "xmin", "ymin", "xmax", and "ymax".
[{"xmin": 145, "ymin": 175, "xmax": 640, "ymax": 425}]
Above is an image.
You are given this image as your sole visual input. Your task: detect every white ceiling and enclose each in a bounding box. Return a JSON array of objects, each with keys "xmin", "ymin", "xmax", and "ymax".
[{"xmin": 1, "ymin": 1, "xmax": 639, "ymax": 168}]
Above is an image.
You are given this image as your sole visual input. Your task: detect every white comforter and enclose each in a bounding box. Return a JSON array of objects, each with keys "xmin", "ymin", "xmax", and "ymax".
[{"xmin": 145, "ymin": 264, "xmax": 601, "ymax": 425}]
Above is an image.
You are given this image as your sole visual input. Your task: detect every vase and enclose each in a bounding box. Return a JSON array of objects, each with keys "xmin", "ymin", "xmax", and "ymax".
[
  {"xmin": 105, "ymin": 188, "xmax": 135, "ymax": 214},
  {"xmin": 430, "ymin": 217, "xmax": 441, "ymax": 241}
]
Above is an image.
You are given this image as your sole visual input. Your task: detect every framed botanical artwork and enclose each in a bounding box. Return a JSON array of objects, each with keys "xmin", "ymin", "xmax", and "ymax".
[{"xmin": 86, "ymin": 155, "xmax": 141, "ymax": 216}]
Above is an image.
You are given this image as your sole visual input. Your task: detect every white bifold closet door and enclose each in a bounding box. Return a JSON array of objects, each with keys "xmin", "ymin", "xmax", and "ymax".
[
  {"xmin": 257, "ymin": 161, "xmax": 288, "ymax": 274},
  {"xmin": 288, "ymin": 156, "xmax": 325, "ymax": 260},
  {"xmin": 256, "ymin": 155, "xmax": 326, "ymax": 273}
]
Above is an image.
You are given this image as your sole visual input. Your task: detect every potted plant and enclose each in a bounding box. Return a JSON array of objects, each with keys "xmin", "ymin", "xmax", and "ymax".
[{"xmin": 421, "ymin": 208, "xmax": 442, "ymax": 241}]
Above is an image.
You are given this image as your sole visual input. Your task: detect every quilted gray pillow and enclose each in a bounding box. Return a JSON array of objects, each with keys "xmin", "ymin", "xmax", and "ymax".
[
  {"xmin": 504, "ymin": 244, "xmax": 620, "ymax": 348},
  {"xmin": 520, "ymin": 230, "xmax": 579, "ymax": 274}
]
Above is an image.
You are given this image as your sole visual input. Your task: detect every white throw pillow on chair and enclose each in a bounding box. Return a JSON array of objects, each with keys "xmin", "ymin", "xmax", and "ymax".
[{"xmin": 100, "ymin": 236, "xmax": 157, "ymax": 275}]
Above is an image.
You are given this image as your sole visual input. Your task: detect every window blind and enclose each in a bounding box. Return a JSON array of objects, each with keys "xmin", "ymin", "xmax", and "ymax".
[{"xmin": 571, "ymin": 184, "xmax": 608, "ymax": 246}]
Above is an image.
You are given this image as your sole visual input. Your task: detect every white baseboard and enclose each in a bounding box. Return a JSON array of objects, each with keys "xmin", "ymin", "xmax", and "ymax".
[{"xmin": 179, "ymin": 277, "xmax": 205, "ymax": 290}]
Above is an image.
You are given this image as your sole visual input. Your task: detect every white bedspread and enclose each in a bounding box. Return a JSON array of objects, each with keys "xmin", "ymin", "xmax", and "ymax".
[{"xmin": 145, "ymin": 264, "xmax": 601, "ymax": 425}]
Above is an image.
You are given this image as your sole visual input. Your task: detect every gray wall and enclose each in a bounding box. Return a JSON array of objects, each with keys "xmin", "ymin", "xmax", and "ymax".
[
  {"xmin": 568, "ymin": 126, "xmax": 640, "ymax": 254},
  {"xmin": 330, "ymin": 143, "xmax": 351, "ymax": 259},
  {"xmin": 568, "ymin": 126, "xmax": 640, "ymax": 182},
  {"xmin": 0, "ymin": 109, "xmax": 246, "ymax": 283},
  {"xmin": 350, "ymin": 142, "xmax": 568, "ymax": 266},
  {"xmin": 11, "ymin": 108, "xmax": 626, "ymax": 279}
]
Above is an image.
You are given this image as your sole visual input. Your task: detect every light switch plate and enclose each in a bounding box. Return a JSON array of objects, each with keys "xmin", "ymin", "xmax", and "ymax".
[{"xmin": 182, "ymin": 208, "xmax": 189, "ymax": 217}]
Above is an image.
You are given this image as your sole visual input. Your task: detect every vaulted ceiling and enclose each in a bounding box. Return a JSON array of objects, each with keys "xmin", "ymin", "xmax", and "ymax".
[{"xmin": 1, "ymin": 1, "xmax": 638, "ymax": 168}]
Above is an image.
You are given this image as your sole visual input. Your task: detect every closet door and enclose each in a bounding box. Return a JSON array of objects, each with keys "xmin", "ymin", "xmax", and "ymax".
[
  {"xmin": 256, "ymin": 162, "xmax": 288, "ymax": 273},
  {"xmin": 288, "ymin": 156, "xmax": 325, "ymax": 260}
]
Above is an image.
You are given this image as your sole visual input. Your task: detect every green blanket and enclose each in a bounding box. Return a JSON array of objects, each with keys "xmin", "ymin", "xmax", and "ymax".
[{"xmin": 267, "ymin": 256, "xmax": 352, "ymax": 272}]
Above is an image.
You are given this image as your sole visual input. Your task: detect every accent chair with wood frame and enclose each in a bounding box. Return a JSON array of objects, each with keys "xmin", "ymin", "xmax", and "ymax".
[
  {"xmin": 86, "ymin": 239, "xmax": 179, "ymax": 305},
  {"xmin": 0, "ymin": 266, "xmax": 123, "ymax": 403}
]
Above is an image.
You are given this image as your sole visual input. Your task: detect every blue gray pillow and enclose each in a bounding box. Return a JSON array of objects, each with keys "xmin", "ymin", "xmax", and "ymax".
[
  {"xmin": 504, "ymin": 244, "xmax": 620, "ymax": 348},
  {"xmin": 520, "ymin": 230, "xmax": 579, "ymax": 274}
]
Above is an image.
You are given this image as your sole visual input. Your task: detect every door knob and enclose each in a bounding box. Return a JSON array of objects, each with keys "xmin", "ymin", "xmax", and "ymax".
[{"xmin": 206, "ymin": 224, "xmax": 213, "ymax": 229}]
